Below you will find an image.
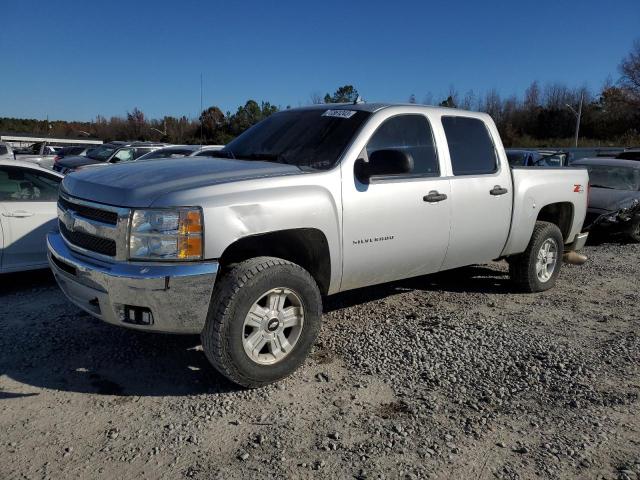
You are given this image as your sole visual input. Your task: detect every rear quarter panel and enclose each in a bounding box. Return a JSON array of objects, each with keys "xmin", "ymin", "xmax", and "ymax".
[{"xmin": 501, "ymin": 167, "xmax": 589, "ymax": 256}]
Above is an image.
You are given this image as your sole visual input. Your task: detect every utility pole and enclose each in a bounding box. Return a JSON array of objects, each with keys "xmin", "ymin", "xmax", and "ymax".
[
  {"xmin": 200, "ymin": 73, "xmax": 204, "ymax": 146},
  {"xmin": 565, "ymin": 92, "xmax": 584, "ymax": 148}
]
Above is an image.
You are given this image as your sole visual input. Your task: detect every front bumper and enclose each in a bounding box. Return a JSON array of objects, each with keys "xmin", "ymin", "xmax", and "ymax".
[{"xmin": 47, "ymin": 232, "xmax": 218, "ymax": 334}]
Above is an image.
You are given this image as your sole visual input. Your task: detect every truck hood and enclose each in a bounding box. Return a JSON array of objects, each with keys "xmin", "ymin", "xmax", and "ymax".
[
  {"xmin": 588, "ymin": 187, "xmax": 640, "ymax": 213},
  {"xmin": 61, "ymin": 157, "xmax": 303, "ymax": 207}
]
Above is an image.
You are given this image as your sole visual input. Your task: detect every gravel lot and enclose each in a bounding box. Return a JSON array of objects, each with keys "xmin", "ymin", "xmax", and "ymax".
[{"xmin": 1, "ymin": 240, "xmax": 639, "ymax": 480}]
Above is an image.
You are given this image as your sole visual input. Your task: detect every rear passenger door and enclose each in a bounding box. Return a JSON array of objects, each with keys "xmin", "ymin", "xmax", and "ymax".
[
  {"xmin": 440, "ymin": 116, "xmax": 512, "ymax": 270},
  {"xmin": 341, "ymin": 114, "xmax": 451, "ymax": 290}
]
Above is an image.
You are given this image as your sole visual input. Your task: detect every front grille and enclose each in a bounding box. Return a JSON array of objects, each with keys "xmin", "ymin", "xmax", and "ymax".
[
  {"xmin": 60, "ymin": 222, "xmax": 116, "ymax": 256},
  {"xmin": 58, "ymin": 196, "xmax": 118, "ymax": 225}
]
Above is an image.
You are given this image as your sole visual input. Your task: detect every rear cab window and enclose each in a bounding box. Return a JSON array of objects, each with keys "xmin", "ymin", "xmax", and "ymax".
[{"xmin": 442, "ymin": 116, "xmax": 498, "ymax": 175}]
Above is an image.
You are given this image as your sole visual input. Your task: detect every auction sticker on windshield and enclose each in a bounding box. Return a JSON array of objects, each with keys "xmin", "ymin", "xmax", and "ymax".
[{"xmin": 322, "ymin": 110, "xmax": 357, "ymax": 118}]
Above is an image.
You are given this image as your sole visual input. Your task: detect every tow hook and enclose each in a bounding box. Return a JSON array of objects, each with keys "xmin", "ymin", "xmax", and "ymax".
[{"xmin": 563, "ymin": 251, "xmax": 587, "ymax": 265}]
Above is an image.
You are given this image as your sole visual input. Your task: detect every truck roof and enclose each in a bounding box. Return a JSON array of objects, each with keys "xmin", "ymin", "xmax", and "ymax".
[{"xmin": 292, "ymin": 102, "xmax": 487, "ymax": 117}]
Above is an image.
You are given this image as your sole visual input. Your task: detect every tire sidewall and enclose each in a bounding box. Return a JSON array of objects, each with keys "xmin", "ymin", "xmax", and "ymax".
[
  {"xmin": 217, "ymin": 263, "xmax": 321, "ymax": 384},
  {"xmin": 528, "ymin": 225, "xmax": 564, "ymax": 291}
]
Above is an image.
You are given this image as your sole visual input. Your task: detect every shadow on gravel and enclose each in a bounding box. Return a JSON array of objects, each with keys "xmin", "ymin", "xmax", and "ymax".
[
  {"xmin": 0, "ymin": 271, "xmax": 241, "ymax": 398},
  {"xmin": 325, "ymin": 264, "xmax": 513, "ymax": 312},
  {"xmin": 0, "ymin": 320, "xmax": 241, "ymax": 397},
  {"xmin": 0, "ymin": 269, "xmax": 56, "ymax": 296}
]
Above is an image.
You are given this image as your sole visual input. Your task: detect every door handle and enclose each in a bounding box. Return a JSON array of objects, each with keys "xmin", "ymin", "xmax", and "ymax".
[
  {"xmin": 490, "ymin": 185, "xmax": 508, "ymax": 196},
  {"xmin": 3, "ymin": 211, "xmax": 34, "ymax": 218},
  {"xmin": 423, "ymin": 191, "xmax": 448, "ymax": 203}
]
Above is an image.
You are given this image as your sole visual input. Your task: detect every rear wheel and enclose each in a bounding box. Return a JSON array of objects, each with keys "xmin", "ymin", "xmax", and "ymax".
[
  {"xmin": 509, "ymin": 221, "xmax": 564, "ymax": 292},
  {"xmin": 201, "ymin": 256, "xmax": 322, "ymax": 388}
]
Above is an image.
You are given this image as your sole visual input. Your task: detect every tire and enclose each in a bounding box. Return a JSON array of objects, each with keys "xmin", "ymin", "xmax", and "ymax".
[
  {"xmin": 201, "ymin": 256, "xmax": 322, "ymax": 388},
  {"xmin": 509, "ymin": 221, "xmax": 564, "ymax": 293},
  {"xmin": 627, "ymin": 216, "xmax": 640, "ymax": 243}
]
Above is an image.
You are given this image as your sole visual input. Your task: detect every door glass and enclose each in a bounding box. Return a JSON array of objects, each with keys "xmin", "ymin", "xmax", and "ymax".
[
  {"xmin": 0, "ymin": 167, "xmax": 60, "ymax": 201},
  {"xmin": 442, "ymin": 116, "xmax": 498, "ymax": 175},
  {"xmin": 367, "ymin": 115, "xmax": 439, "ymax": 176}
]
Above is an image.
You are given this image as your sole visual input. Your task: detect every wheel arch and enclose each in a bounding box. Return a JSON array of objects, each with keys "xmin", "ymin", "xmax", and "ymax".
[
  {"xmin": 536, "ymin": 202, "xmax": 574, "ymax": 241},
  {"xmin": 218, "ymin": 228, "xmax": 332, "ymax": 295}
]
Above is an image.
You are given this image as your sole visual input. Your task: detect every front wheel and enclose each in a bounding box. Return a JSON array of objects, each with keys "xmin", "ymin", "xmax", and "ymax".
[
  {"xmin": 509, "ymin": 221, "xmax": 564, "ymax": 292},
  {"xmin": 201, "ymin": 257, "xmax": 322, "ymax": 388}
]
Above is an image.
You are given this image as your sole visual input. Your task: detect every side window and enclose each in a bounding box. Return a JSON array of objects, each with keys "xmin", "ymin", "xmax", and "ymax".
[
  {"xmin": 366, "ymin": 115, "xmax": 439, "ymax": 176},
  {"xmin": 112, "ymin": 148, "xmax": 135, "ymax": 162},
  {"xmin": 0, "ymin": 167, "xmax": 60, "ymax": 202},
  {"xmin": 442, "ymin": 116, "xmax": 498, "ymax": 176}
]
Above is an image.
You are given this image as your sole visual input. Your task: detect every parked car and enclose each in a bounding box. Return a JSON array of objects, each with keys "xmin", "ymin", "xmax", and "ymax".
[
  {"xmin": 53, "ymin": 142, "xmax": 167, "ymax": 174},
  {"xmin": 506, "ymin": 149, "xmax": 569, "ymax": 167},
  {"xmin": 0, "ymin": 160, "xmax": 63, "ymax": 273},
  {"xmin": 572, "ymin": 158, "xmax": 640, "ymax": 242},
  {"xmin": 0, "ymin": 142, "xmax": 14, "ymax": 161},
  {"xmin": 616, "ymin": 149, "xmax": 640, "ymax": 161},
  {"xmin": 14, "ymin": 142, "xmax": 62, "ymax": 170},
  {"xmin": 123, "ymin": 145, "xmax": 225, "ymax": 162},
  {"xmin": 52, "ymin": 145, "xmax": 93, "ymax": 165},
  {"xmin": 47, "ymin": 103, "xmax": 589, "ymax": 387}
]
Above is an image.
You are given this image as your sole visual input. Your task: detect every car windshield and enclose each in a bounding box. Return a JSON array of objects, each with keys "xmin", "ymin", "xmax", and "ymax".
[
  {"xmin": 86, "ymin": 145, "xmax": 117, "ymax": 161},
  {"xmin": 138, "ymin": 148, "xmax": 196, "ymax": 160},
  {"xmin": 211, "ymin": 109, "xmax": 371, "ymax": 170},
  {"xmin": 586, "ymin": 165, "xmax": 640, "ymax": 191}
]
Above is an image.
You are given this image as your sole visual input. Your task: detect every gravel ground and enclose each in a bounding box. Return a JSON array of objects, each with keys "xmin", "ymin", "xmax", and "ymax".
[{"xmin": 1, "ymin": 241, "xmax": 639, "ymax": 480}]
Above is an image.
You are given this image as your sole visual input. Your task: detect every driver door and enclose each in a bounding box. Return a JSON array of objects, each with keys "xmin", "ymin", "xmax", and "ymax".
[{"xmin": 341, "ymin": 114, "xmax": 451, "ymax": 291}]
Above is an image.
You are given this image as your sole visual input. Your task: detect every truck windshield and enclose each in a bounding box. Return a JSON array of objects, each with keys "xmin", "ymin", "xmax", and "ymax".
[
  {"xmin": 213, "ymin": 109, "xmax": 371, "ymax": 170},
  {"xmin": 586, "ymin": 165, "xmax": 640, "ymax": 191}
]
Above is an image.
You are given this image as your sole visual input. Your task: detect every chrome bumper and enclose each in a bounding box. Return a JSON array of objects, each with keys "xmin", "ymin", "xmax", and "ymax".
[
  {"xmin": 567, "ymin": 232, "xmax": 588, "ymax": 251},
  {"xmin": 47, "ymin": 232, "xmax": 218, "ymax": 334}
]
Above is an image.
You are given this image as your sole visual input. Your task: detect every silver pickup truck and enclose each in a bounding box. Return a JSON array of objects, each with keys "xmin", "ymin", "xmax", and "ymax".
[{"xmin": 47, "ymin": 103, "xmax": 589, "ymax": 387}]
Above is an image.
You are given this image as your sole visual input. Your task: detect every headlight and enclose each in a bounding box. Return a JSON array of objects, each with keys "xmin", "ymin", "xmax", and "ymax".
[{"xmin": 129, "ymin": 208, "xmax": 203, "ymax": 260}]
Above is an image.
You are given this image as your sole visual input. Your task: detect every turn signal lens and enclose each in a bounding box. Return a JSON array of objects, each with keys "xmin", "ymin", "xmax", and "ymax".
[
  {"xmin": 180, "ymin": 210, "xmax": 202, "ymax": 234},
  {"xmin": 178, "ymin": 236, "xmax": 203, "ymax": 259}
]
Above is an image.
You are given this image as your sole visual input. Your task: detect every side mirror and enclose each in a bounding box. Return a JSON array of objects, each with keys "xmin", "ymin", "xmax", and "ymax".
[{"xmin": 355, "ymin": 149, "xmax": 413, "ymax": 182}]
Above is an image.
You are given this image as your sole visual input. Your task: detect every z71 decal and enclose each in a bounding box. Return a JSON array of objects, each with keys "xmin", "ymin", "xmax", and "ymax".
[{"xmin": 573, "ymin": 184, "xmax": 584, "ymax": 193}]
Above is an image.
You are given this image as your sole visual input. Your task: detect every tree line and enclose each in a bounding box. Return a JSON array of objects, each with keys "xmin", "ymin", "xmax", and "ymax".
[{"xmin": 1, "ymin": 41, "xmax": 639, "ymax": 148}]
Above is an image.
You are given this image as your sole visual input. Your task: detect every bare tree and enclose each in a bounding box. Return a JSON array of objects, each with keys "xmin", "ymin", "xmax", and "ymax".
[
  {"xmin": 524, "ymin": 81, "xmax": 540, "ymax": 109},
  {"xmin": 309, "ymin": 91, "xmax": 323, "ymax": 104},
  {"xmin": 619, "ymin": 39, "xmax": 640, "ymax": 98},
  {"xmin": 408, "ymin": 94, "xmax": 416, "ymax": 104},
  {"xmin": 460, "ymin": 90, "xmax": 476, "ymax": 110}
]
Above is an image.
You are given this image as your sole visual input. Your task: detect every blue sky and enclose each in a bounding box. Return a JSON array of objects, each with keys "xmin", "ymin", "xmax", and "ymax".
[{"xmin": 1, "ymin": 0, "xmax": 638, "ymax": 121}]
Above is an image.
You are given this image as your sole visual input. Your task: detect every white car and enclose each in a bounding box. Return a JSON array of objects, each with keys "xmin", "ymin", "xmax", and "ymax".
[
  {"xmin": 133, "ymin": 145, "xmax": 225, "ymax": 161},
  {"xmin": 0, "ymin": 142, "xmax": 14, "ymax": 161},
  {"xmin": 0, "ymin": 160, "xmax": 63, "ymax": 273}
]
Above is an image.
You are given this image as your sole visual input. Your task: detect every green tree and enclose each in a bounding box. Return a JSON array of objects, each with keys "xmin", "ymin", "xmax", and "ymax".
[{"xmin": 323, "ymin": 85, "xmax": 359, "ymax": 103}]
